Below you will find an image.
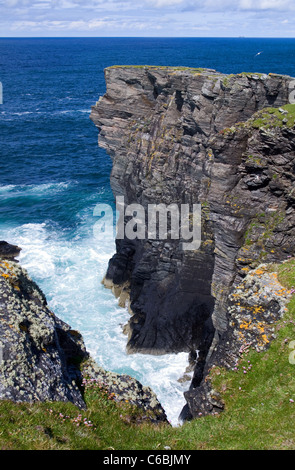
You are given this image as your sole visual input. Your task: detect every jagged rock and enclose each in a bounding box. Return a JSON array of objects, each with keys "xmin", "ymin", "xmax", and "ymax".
[
  {"xmin": 183, "ymin": 263, "xmax": 293, "ymax": 420},
  {"xmin": 82, "ymin": 357, "xmax": 168, "ymax": 424},
  {"xmin": 0, "ymin": 241, "xmax": 21, "ymax": 260},
  {"xmin": 90, "ymin": 66, "xmax": 295, "ymax": 419},
  {"xmin": 0, "ymin": 255, "xmax": 88, "ymax": 408}
]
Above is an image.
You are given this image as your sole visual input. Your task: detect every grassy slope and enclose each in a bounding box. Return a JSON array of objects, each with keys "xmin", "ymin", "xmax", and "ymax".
[
  {"xmin": 251, "ymin": 104, "xmax": 295, "ymax": 129},
  {"xmin": 0, "ymin": 260, "xmax": 294, "ymax": 450}
]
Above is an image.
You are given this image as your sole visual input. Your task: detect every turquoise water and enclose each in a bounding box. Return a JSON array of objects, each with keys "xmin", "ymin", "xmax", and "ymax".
[{"xmin": 1, "ymin": 38, "xmax": 295, "ymax": 424}]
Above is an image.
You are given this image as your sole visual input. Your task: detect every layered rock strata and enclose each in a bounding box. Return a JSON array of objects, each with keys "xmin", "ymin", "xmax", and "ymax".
[
  {"xmin": 90, "ymin": 66, "xmax": 295, "ymax": 419},
  {"xmin": 91, "ymin": 66, "xmax": 295, "ymax": 414}
]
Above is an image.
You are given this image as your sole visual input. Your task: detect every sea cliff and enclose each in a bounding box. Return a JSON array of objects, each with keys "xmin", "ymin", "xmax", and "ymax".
[{"xmin": 90, "ymin": 66, "xmax": 295, "ymax": 419}]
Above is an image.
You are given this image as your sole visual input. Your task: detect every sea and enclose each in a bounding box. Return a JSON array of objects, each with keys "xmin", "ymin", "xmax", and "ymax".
[{"xmin": 1, "ymin": 37, "xmax": 295, "ymax": 425}]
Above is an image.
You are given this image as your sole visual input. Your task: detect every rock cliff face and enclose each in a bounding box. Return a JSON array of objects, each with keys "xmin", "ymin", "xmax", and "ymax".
[{"xmin": 90, "ymin": 66, "xmax": 295, "ymax": 419}]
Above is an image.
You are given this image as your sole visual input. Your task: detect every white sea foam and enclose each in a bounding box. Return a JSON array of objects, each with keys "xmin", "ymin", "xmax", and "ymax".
[
  {"xmin": 57, "ymin": 109, "xmax": 91, "ymax": 115},
  {"xmin": 0, "ymin": 184, "xmax": 16, "ymax": 193},
  {"xmin": 0, "ymin": 109, "xmax": 90, "ymax": 119},
  {"xmin": 0, "ymin": 182, "xmax": 74, "ymax": 198},
  {"xmin": 1, "ymin": 216, "xmax": 190, "ymax": 426}
]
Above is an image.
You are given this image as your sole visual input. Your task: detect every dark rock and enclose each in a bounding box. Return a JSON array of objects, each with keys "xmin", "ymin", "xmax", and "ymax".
[
  {"xmin": 0, "ymin": 241, "xmax": 21, "ymax": 260},
  {"xmin": 82, "ymin": 358, "xmax": 168, "ymax": 424},
  {"xmin": 184, "ymin": 263, "xmax": 292, "ymax": 419},
  {"xmin": 0, "ymin": 255, "xmax": 88, "ymax": 408}
]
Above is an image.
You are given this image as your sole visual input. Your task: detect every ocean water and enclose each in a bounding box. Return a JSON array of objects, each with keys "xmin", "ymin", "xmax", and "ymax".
[{"xmin": 1, "ymin": 37, "xmax": 295, "ymax": 425}]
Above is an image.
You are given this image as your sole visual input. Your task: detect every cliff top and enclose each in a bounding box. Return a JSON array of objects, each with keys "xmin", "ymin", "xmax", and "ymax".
[{"xmin": 105, "ymin": 64, "xmax": 293, "ymax": 80}]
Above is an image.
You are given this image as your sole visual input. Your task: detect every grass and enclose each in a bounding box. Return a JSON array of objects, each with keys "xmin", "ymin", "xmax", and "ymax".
[
  {"xmin": 251, "ymin": 104, "xmax": 295, "ymax": 129},
  {"xmin": 0, "ymin": 259, "xmax": 294, "ymax": 450},
  {"xmin": 277, "ymin": 258, "xmax": 295, "ymax": 290},
  {"xmin": 106, "ymin": 65, "xmax": 207, "ymax": 74}
]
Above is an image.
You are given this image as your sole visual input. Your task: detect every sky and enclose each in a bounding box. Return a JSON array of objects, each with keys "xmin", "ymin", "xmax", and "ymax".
[{"xmin": 0, "ymin": 0, "xmax": 295, "ymax": 37}]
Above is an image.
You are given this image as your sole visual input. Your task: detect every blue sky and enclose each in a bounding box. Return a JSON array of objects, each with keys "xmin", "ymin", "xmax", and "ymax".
[{"xmin": 0, "ymin": 0, "xmax": 295, "ymax": 37}]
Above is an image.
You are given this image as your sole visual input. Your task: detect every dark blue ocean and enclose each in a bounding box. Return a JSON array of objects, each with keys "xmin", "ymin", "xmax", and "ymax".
[{"xmin": 1, "ymin": 37, "xmax": 295, "ymax": 424}]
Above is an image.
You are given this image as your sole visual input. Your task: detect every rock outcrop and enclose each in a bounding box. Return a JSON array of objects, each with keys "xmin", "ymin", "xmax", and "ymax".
[
  {"xmin": 181, "ymin": 262, "xmax": 293, "ymax": 420},
  {"xmin": 90, "ymin": 66, "xmax": 295, "ymax": 419},
  {"xmin": 0, "ymin": 252, "xmax": 87, "ymax": 408},
  {"xmin": 0, "ymin": 241, "xmax": 21, "ymax": 260},
  {"xmin": 0, "ymin": 243, "xmax": 167, "ymax": 424}
]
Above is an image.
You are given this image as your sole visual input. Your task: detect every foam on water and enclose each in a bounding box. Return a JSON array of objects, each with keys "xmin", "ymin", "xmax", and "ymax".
[
  {"xmin": 1, "ymin": 214, "xmax": 190, "ymax": 426},
  {"xmin": 0, "ymin": 182, "xmax": 73, "ymax": 195}
]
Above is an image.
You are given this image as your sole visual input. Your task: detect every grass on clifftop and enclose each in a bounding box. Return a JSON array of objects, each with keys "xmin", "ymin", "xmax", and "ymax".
[
  {"xmin": 251, "ymin": 104, "xmax": 295, "ymax": 129},
  {"xmin": 0, "ymin": 259, "xmax": 294, "ymax": 450},
  {"xmin": 106, "ymin": 65, "xmax": 208, "ymax": 74}
]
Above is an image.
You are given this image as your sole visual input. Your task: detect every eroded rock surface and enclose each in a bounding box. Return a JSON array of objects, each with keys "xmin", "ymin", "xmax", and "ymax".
[
  {"xmin": 0, "ymin": 256, "xmax": 87, "ymax": 408},
  {"xmin": 181, "ymin": 263, "xmax": 293, "ymax": 420}
]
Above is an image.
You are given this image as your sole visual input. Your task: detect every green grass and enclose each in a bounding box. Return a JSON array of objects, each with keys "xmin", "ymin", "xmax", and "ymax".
[
  {"xmin": 220, "ymin": 103, "xmax": 295, "ymax": 136},
  {"xmin": 106, "ymin": 65, "xmax": 206, "ymax": 74},
  {"xmin": 277, "ymin": 259, "xmax": 295, "ymax": 290},
  {"xmin": 0, "ymin": 260, "xmax": 294, "ymax": 450},
  {"xmin": 251, "ymin": 104, "xmax": 295, "ymax": 129}
]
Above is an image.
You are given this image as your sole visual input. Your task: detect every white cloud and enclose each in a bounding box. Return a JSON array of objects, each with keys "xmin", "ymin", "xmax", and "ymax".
[
  {"xmin": 8, "ymin": 14, "xmax": 167, "ymax": 33},
  {"xmin": 147, "ymin": 0, "xmax": 295, "ymax": 10},
  {"xmin": 2, "ymin": 0, "xmax": 295, "ymax": 36},
  {"xmin": 145, "ymin": 0, "xmax": 183, "ymax": 7},
  {"xmin": 239, "ymin": 0, "xmax": 293, "ymax": 9},
  {"xmin": 2, "ymin": 0, "xmax": 295, "ymax": 10},
  {"xmin": 182, "ymin": 0, "xmax": 295, "ymax": 10}
]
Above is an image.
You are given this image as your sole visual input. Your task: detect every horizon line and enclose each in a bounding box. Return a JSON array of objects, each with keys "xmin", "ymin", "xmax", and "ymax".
[{"xmin": 1, "ymin": 36, "xmax": 295, "ymax": 39}]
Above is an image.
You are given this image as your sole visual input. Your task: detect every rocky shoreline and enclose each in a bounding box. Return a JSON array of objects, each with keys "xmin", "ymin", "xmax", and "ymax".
[
  {"xmin": 0, "ymin": 239, "xmax": 292, "ymax": 424},
  {"xmin": 0, "ymin": 242, "xmax": 168, "ymax": 424}
]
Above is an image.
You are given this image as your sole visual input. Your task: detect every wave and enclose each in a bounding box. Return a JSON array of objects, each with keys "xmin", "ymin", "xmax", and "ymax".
[
  {"xmin": 0, "ymin": 109, "xmax": 91, "ymax": 118},
  {"xmin": 0, "ymin": 111, "xmax": 43, "ymax": 117},
  {"xmin": 59, "ymin": 109, "xmax": 91, "ymax": 114},
  {"xmin": 0, "ymin": 181, "xmax": 75, "ymax": 198}
]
